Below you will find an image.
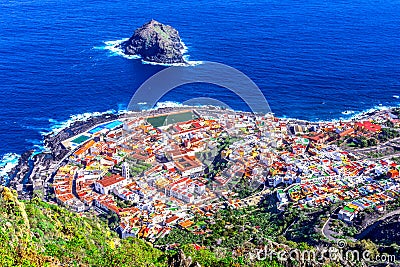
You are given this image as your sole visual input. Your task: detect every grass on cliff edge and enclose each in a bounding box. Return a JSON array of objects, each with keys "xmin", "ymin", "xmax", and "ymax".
[
  {"xmin": 0, "ymin": 186, "xmax": 287, "ymax": 267},
  {"xmin": 0, "ymin": 186, "xmax": 165, "ymax": 267}
]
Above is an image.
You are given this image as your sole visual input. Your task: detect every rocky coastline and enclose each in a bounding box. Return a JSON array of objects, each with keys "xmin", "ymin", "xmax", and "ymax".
[
  {"xmin": 7, "ymin": 113, "xmax": 119, "ymax": 199},
  {"xmin": 4, "ymin": 105, "xmax": 396, "ymax": 199},
  {"xmin": 5, "ymin": 107, "xmax": 196, "ymax": 199},
  {"xmin": 118, "ymin": 19, "xmax": 187, "ymax": 65}
]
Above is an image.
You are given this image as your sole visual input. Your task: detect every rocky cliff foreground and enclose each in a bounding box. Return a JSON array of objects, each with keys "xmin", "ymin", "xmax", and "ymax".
[
  {"xmin": 0, "ymin": 186, "xmax": 199, "ymax": 267},
  {"xmin": 119, "ymin": 19, "xmax": 187, "ymax": 64}
]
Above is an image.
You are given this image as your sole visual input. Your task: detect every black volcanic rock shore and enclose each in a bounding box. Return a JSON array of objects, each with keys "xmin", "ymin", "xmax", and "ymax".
[
  {"xmin": 4, "ymin": 107, "xmax": 203, "ymax": 198},
  {"xmin": 119, "ymin": 19, "xmax": 187, "ymax": 64},
  {"xmin": 4, "ymin": 106, "xmax": 391, "ymax": 199},
  {"xmin": 7, "ymin": 113, "xmax": 119, "ymax": 198},
  {"xmin": 43, "ymin": 113, "xmax": 119, "ymax": 161}
]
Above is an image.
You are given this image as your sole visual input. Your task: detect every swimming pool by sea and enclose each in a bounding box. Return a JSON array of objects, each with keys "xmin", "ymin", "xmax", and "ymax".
[{"xmin": 0, "ymin": 0, "xmax": 399, "ymax": 173}]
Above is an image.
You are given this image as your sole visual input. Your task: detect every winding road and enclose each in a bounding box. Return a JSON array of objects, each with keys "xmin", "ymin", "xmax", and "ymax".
[{"xmin": 321, "ymin": 208, "xmax": 400, "ymax": 242}]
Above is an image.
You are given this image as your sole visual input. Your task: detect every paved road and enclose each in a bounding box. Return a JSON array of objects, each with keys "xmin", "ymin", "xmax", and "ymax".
[
  {"xmin": 349, "ymin": 136, "xmax": 400, "ymax": 160},
  {"xmin": 356, "ymin": 208, "xmax": 400, "ymax": 240},
  {"xmin": 353, "ymin": 137, "xmax": 400, "ymax": 153},
  {"xmin": 321, "ymin": 215, "xmax": 357, "ymax": 242},
  {"xmin": 321, "ymin": 216, "xmax": 338, "ymax": 241},
  {"xmin": 322, "ymin": 208, "xmax": 400, "ymax": 242}
]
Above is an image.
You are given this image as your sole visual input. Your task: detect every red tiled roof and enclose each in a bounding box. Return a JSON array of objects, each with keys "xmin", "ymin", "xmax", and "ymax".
[
  {"xmin": 355, "ymin": 121, "xmax": 382, "ymax": 133},
  {"xmin": 98, "ymin": 174, "xmax": 125, "ymax": 188},
  {"xmin": 165, "ymin": 215, "xmax": 179, "ymax": 224}
]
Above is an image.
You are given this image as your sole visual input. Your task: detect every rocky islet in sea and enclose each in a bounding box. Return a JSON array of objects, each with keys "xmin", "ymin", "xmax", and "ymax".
[{"xmin": 118, "ymin": 19, "xmax": 187, "ymax": 65}]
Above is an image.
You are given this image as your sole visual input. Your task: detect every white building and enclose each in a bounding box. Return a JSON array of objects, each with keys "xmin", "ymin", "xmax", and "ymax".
[
  {"xmin": 122, "ymin": 162, "xmax": 130, "ymax": 179},
  {"xmin": 338, "ymin": 209, "xmax": 355, "ymax": 223},
  {"xmin": 94, "ymin": 174, "xmax": 127, "ymax": 194}
]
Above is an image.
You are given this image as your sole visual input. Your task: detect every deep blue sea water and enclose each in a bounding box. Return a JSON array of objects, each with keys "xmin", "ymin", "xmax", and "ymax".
[{"xmin": 1, "ymin": 0, "xmax": 400, "ymax": 175}]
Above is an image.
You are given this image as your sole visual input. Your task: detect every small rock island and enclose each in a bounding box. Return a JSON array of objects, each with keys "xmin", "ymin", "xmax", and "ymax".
[{"xmin": 119, "ymin": 19, "xmax": 187, "ymax": 64}]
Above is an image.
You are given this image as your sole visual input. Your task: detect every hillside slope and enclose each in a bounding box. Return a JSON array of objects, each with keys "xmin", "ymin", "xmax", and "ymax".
[
  {"xmin": 0, "ymin": 186, "xmax": 286, "ymax": 267},
  {"xmin": 0, "ymin": 186, "xmax": 165, "ymax": 267}
]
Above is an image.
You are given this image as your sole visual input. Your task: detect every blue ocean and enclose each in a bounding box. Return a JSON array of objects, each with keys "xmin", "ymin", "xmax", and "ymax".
[{"xmin": 0, "ymin": 0, "xmax": 400, "ymax": 175}]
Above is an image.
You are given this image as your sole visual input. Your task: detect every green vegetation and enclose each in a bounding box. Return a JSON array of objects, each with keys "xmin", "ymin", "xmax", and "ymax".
[
  {"xmin": 204, "ymin": 136, "xmax": 240, "ymax": 179},
  {"xmin": 156, "ymin": 199, "xmax": 321, "ymax": 249},
  {"xmin": 0, "ymin": 186, "xmax": 165, "ymax": 267},
  {"xmin": 379, "ymin": 128, "xmax": 400, "ymax": 142},
  {"xmin": 234, "ymin": 179, "xmax": 261, "ymax": 198},
  {"xmin": 125, "ymin": 159, "xmax": 152, "ymax": 177},
  {"xmin": 342, "ymin": 124, "xmax": 399, "ymax": 149},
  {"xmin": 391, "ymin": 108, "xmax": 400, "ymax": 119},
  {"xmin": 1, "ymin": 185, "xmax": 389, "ymax": 266},
  {"xmin": 392, "ymin": 156, "xmax": 400, "ymax": 164},
  {"xmin": 179, "ymin": 244, "xmax": 286, "ymax": 267},
  {"xmin": 0, "ymin": 186, "xmax": 290, "ymax": 267},
  {"xmin": 329, "ymin": 219, "xmax": 358, "ymax": 237},
  {"xmin": 367, "ymin": 151, "xmax": 385, "ymax": 158},
  {"xmin": 347, "ymin": 136, "xmax": 378, "ymax": 148},
  {"xmin": 146, "ymin": 111, "xmax": 198, "ymax": 128},
  {"xmin": 111, "ymin": 192, "xmax": 135, "ymax": 209}
]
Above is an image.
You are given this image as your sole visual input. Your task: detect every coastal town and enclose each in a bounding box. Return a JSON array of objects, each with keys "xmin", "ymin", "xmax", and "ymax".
[
  {"xmin": 48, "ymin": 107, "xmax": 400, "ymax": 244},
  {"xmin": 2, "ymin": 1, "xmax": 400, "ymax": 265}
]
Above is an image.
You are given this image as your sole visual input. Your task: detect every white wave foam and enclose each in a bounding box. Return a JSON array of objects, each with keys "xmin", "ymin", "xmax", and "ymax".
[
  {"xmin": 152, "ymin": 101, "xmax": 190, "ymax": 110},
  {"xmin": 139, "ymin": 39, "xmax": 201, "ymax": 66},
  {"xmin": 316, "ymin": 103, "xmax": 400, "ymax": 123},
  {"xmin": 341, "ymin": 110, "xmax": 356, "ymax": 115},
  {"xmin": 141, "ymin": 58, "xmax": 203, "ymax": 67},
  {"xmin": 31, "ymin": 145, "xmax": 49, "ymax": 157},
  {"xmin": 143, "ymin": 101, "xmax": 232, "ymax": 112},
  {"xmin": 97, "ymin": 38, "xmax": 202, "ymax": 67},
  {"xmin": 143, "ymin": 101, "xmax": 232, "ymax": 111},
  {"xmin": 46, "ymin": 109, "xmax": 122, "ymax": 136},
  {"xmin": 145, "ymin": 101, "xmax": 395, "ymax": 122},
  {"xmin": 24, "ymin": 139, "xmax": 49, "ymax": 154},
  {"xmin": 180, "ymin": 40, "xmax": 188, "ymax": 54},
  {"xmin": 22, "ymin": 125, "xmax": 49, "ymax": 132},
  {"xmin": 44, "ymin": 101, "xmax": 400, "ymax": 136},
  {"xmin": 225, "ymin": 103, "xmax": 400, "ymax": 124},
  {"xmin": 134, "ymin": 100, "xmax": 223, "ymax": 111},
  {"xmin": 99, "ymin": 38, "xmax": 141, "ymax": 59},
  {"xmin": 26, "ymin": 139, "xmax": 43, "ymax": 145},
  {"xmin": 117, "ymin": 103, "xmax": 127, "ymax": 111},
  {"xmin": 0, "ymin": 153, "xmax": 20, "ymax": 181}
]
